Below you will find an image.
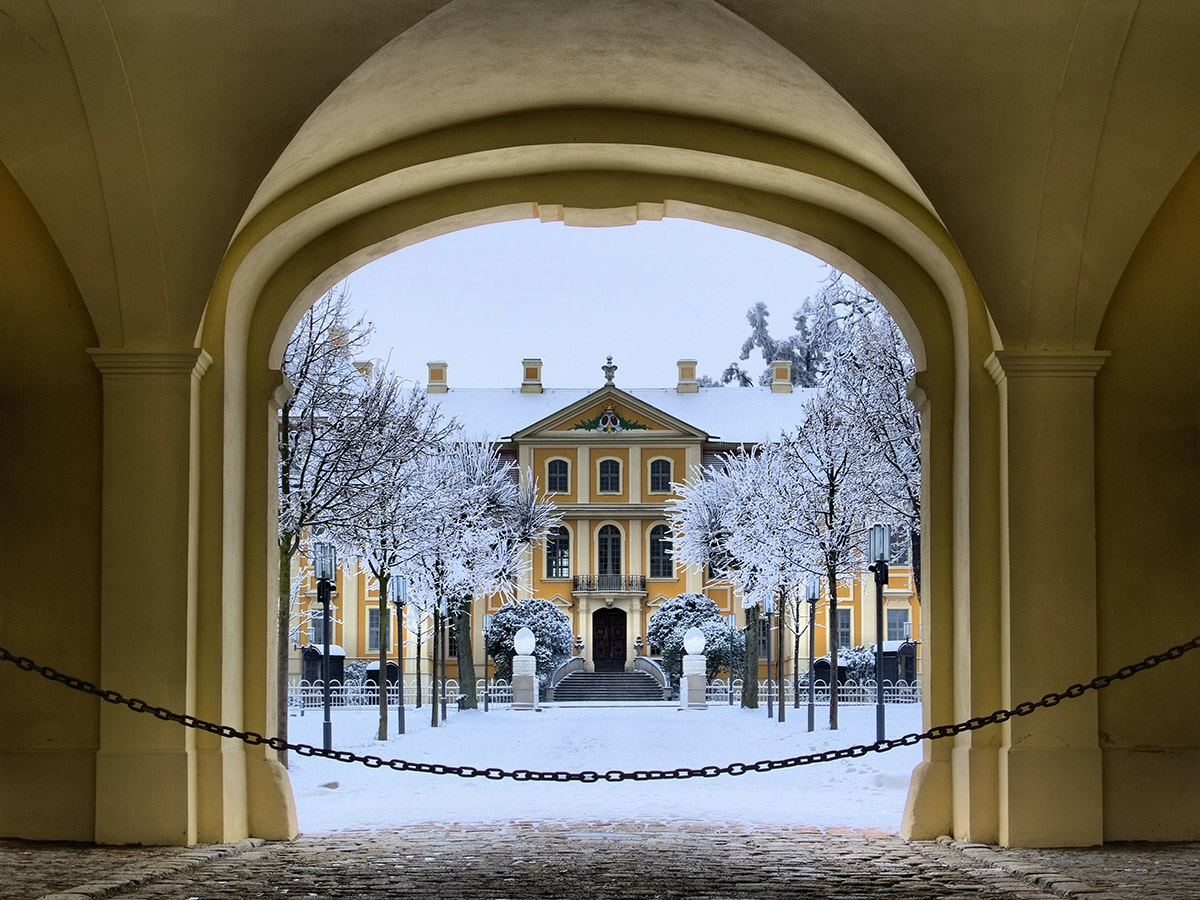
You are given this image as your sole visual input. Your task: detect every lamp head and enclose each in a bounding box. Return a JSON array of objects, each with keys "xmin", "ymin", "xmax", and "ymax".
[
  {"xmin": 683, "ymin": 626, "xmax": 706, "ymax": 655},
  {"xmin": 314, "ymin": 542, "xmax": 336, "ymax": 582},
  {"xmin": 869, "ymin": 524, "xmax": 891, "ymax": 565}
]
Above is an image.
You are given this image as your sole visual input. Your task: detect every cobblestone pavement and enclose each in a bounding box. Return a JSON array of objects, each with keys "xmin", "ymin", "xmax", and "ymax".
[{"xmin": 5, "ymin": 824, "xmax": 1197, "ymax": 900}]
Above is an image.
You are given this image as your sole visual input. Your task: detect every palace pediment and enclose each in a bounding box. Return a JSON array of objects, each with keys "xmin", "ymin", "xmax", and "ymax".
[{"xmin": 510, "ymin": 386, "xmax": 709, "ymax": 441}]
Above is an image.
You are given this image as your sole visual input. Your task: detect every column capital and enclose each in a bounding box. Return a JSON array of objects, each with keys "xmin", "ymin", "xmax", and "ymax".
[
  {"xmin": 87, "ymin": 347, "xmax": 213, "ymax": 379},
  {"xmin": 985, "ymin": 350, "xmax": 1109, "ymax": 385}
]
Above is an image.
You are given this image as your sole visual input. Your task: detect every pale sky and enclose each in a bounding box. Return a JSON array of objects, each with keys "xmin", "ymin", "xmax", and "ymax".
[{"xmin": 342, "ymin": 218, "xmax": 831, "ymax": 390}]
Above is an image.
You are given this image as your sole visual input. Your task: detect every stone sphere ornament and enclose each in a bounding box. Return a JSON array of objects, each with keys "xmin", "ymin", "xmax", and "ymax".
[
  {"xmin": 683, "ymin": 626, "xmax": 706, "ymax": 655},
  {"xmin": 514, "ymin": 627, "xmax": 536, "ymax": 656}
]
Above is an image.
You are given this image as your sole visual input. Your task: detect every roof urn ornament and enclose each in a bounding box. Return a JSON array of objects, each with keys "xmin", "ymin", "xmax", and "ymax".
[{"xmin": 602, "ymin": 355, "xmax": 617, "ymax": 385}]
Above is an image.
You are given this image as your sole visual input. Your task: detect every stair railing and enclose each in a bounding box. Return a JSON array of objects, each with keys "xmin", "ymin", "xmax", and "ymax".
[{"xmin": 546, "ymin": 655, "xmax": 586, "ymax": 702}]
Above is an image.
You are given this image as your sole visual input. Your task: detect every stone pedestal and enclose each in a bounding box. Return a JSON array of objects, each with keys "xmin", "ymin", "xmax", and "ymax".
[
  {"xmin": 680, "ymin": 654, "xmax": 707, "ymax": 709},
  {"xmin": 511, "ymin": 654, "xmax": 538, "ymax": 710}
]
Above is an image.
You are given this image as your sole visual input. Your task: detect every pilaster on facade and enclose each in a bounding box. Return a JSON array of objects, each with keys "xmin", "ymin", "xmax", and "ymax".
[{"xmin": 629, "ymin": 445, "xmax": 642, "ymax": 502}]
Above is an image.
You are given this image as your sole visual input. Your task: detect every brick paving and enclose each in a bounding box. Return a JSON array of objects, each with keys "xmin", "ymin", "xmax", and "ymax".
[{"xmin": 4, "ymin": 824, "xmax": 1197, "ymax": 900}]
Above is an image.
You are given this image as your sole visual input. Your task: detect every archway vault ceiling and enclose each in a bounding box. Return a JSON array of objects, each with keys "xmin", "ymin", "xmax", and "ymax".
[{"xmin": 1, "ymin": 0, "xmax": 1198, "ymax": 351}]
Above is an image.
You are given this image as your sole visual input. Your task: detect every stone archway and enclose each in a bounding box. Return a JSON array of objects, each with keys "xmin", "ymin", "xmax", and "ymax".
[
  {"xmin": 184, "ymin": 0, "xmax": 995, "ymax": 848},
  {"xmin": 206, "ymin": 149, "xmax": 985, "ymax": 847}
]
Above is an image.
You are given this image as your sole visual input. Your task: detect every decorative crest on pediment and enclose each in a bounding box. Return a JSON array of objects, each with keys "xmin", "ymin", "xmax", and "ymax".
[{"xmin": 570, "ymin": 405, "xmax": 651, "ymax": 433}]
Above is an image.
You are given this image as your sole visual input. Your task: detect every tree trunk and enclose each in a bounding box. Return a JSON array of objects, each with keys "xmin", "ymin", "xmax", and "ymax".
[
  {"xmin": 454, "ymin": 604, "xmax": 477, "ymax": 709},
  {"xmin": 376, "ymin": 575, "xmax": 389, "ymax": 741},
  {"xmin": 910, "ymin": 526, "xmax": 922, "ymax": 605},
  {"xmin": 430, "ymin": 609, "xmax": 440, "ymax": 727},
  {"xmin": 828, "ymin": 565, "xmax": 840, "ymax": 730},
  {"xmin": 742, "ymin": 605, "xmax": 760, "ymax": 709},
  {"xmin": 276, "ymin": 536, "xmax": 295, "ymax": 766},
  {"xmin": 414, "ymin": 626, "xmax": 422, "ymax": 709},
  {"xmin": 793, "ymin": 598, "xmax": 801, "ymax": 709}
]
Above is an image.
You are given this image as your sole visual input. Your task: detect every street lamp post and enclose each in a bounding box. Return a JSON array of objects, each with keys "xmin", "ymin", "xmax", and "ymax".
[
  {"xmin": 806, "ymin": 576, "xmax": 819, "ymax": 733},
  {"xmin": 777, "ymin": 591, "xmax": 786, "ymax": 724},
  {"xmin": 482, "ymin": 614, "xmax": 493, "ymax": 712},
  {"xmin": 393, "ymin": 575, "xmax": 406, "ymax": 735},
  {"xmin": 313, "ymin": 540, "xmax": 337, "ymax": 752},
  {"xmin": 868, "ymin": 524, "xmax": 891, "ymax": 742}
]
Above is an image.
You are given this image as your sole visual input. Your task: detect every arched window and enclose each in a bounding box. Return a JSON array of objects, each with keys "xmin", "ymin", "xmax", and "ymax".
[
  {"xmin": 545, "ymin": 525, "xmax": 570, "ymax": 578},
  {"xmin": 649, "ymin": 524, "xmax": 673, "ymax": 578},
  {"xmin": 649, "ymin": 458, "xmax": 672, "ymax": 492},
  {"xmin": 598, "ymin": 524, "xmax": 622, "ymax": 575},
  {"xmin": 598, "ymin": 458, "xmax": 621, "ymax": 493},
  {"xmin": 547, "ymin": 458, "xmax": 569, "ymax": 493}
]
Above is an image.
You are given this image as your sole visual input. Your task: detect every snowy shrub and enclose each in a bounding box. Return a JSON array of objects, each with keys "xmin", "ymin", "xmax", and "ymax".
[
  {"xmin": 647, "ymin": 593, "xmax": 741, "ymax": 679},
  {"xmin": 840, "ymin": 645, "xmax": 877, "ymax": 682},
  {"xmin": 485, "ymin": 598, "xmax": 573, "ymax": 689},
  {"xmin": 343, "ymin": 660, "xmax": 369, "ymax": 686}
]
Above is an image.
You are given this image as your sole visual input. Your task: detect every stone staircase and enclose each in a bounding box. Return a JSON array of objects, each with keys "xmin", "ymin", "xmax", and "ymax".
[{"xmin": 551, "ymin": 670, "xmax": 667, "ymax": 703}]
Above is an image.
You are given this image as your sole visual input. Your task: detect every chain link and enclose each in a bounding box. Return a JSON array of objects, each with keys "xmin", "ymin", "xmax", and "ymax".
[{"xmin": 2, "ymin": 635, "xmax": 1197, "ymax": 783}]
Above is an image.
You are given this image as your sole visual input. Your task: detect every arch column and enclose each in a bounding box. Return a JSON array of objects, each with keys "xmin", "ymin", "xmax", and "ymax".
[
  {"xmin": 987, "ymin": 350, "xmax": 1109, "ymax": 847},
  {"xmin": 88, "ymin": 348, "xmax": 211, "ymax": 845}
]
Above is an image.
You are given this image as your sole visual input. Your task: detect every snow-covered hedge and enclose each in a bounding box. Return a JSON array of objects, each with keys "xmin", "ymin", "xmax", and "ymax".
[
  {"xmin": 839, "ymin": 645, "xmax": 877, "ymax": 682},
  {"xmin": 485, "ymin": 598, "xmax": 573, "ymax": 688},
  {"xmin": 648, "ymin": 593, "xmax": 745, "ymax": 679}
]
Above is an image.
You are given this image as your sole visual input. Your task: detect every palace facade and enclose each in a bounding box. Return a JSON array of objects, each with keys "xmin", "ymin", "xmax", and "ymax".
[{"xmin": 292, "ymin": 357, "xmax": 920, "ymax": 688}]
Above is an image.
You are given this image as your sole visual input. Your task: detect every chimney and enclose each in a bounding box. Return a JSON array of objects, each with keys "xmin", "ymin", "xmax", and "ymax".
[
  {"xmin": 770, "ymin": 359, "xmax": 793, "ymax": 393},
  {"xmin": 521, "ymin": 358, "xmax": 543, "ymax": 393},
  {"xmin": 426, "ymin": 361, "xmax": 448, "ymax": 394},
  {"xmin": 676, "ymin": 359, "xmax": 699, "ymax": 393}
]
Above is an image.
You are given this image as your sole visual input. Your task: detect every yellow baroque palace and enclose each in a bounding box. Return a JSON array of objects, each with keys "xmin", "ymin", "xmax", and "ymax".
[{"xmin": 293, "ymin": 358, "xmax": 920, "ymax": 688}]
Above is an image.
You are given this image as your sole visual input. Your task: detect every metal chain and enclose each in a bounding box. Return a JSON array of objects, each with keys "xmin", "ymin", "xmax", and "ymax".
[{"xmin": 2, "ymin": 634, "xmax": 1197, "ymax": 782}]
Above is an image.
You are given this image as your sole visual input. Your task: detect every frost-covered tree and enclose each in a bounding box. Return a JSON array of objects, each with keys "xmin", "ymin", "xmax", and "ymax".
[
  {"xmin": 484, "ymin": 598, "xmax": 574, "ymax": 689},
  {"xmin": 828, "ymin": 309, "xmax": 921, "ymax": 596},
  {"xmin": 326, "ymin": 369, "xmax": 452, "ymax": 739},
  {"xmin": 399, "ymin": 439, "xmax": 559, "ymax": 717},
  {"xmin": 779, "ymin": 388, "xmax": 874, "ymax": 729},
  {"xmin": 733, "ymin": 301, "xmax": 820, "ymax": 387},
  {"xmin": 666, "ymin": 461, "xmax": 769, "ymax": 708},
  {"xmin": 277, "ymin": 286, "xmax": 438, "ymax": 752}
]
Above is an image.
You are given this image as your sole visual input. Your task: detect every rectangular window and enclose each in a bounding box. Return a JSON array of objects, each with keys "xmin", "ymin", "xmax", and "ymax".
[
  {"xmin": 836, "ymin": 608, "xmax": 852, "ymax": 649},
  {"xmin": 598, "ymin": 459, "xmax": 620, "ymax": 493},
  {"xmin": 546, "ymin": 526, "xmax": 570, "ymax": 578},
  {"xmin": 548, "ymin": 459, "xmax": 569, "ymax": 493},
  {"xmin": 886, "ymin": 608, "xmax": 910, "ymax": 642},
  {"xmin": 310, "ymin": 611, "xmax": 334, "ymax": 645},
  {"xmin": 649, "ymin": 459, "xmax": 672, "ymax": 492},
  {"xmin": 368, "ymin": 607, "xmax": 381, "ymax": 652}
]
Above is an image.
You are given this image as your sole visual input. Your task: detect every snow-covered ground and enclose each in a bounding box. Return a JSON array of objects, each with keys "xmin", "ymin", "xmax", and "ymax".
[{"xmin": 289, "ymin": 702, "xmax": 923, "ymax": 833}]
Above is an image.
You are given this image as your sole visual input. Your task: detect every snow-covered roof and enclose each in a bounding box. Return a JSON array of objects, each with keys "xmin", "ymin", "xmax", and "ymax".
[
  {"xmin": 302, "ymin": 644, "xmax": 346, "ymax": 656},
  {"xmin": 427, "ymin": 385, "xmax": 817, "ymax": 444}
]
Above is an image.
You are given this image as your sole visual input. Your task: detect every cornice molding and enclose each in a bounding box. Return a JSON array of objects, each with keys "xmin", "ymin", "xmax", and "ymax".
[
  {"xmin": 88, "ymin": 347, "xmax": 213, "ymax": 379},
  {"xmin": 984, "ymin": 350, "xmax": 1110, "ymax": 385}
]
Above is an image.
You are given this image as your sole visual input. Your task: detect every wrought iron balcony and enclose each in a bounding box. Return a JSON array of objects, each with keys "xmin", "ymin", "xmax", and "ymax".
[{"xmin": 572, "ymin": 574, "xmax": 647, "ymax": 593}]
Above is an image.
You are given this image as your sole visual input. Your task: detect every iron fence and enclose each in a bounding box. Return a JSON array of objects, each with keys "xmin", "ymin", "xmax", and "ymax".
[
  {"xmin": 706, "ymin": 677, "xmax": 922, "ymax": 706},
  {"xmin": 288, "ymin": 678, "xmax": 512, "ymax": 710}
]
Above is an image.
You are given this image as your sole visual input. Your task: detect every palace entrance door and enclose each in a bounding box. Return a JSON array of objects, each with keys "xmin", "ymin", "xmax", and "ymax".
[{"xmin": 592, "ymin": 608, "xmax": 626, "ymax": 672}]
